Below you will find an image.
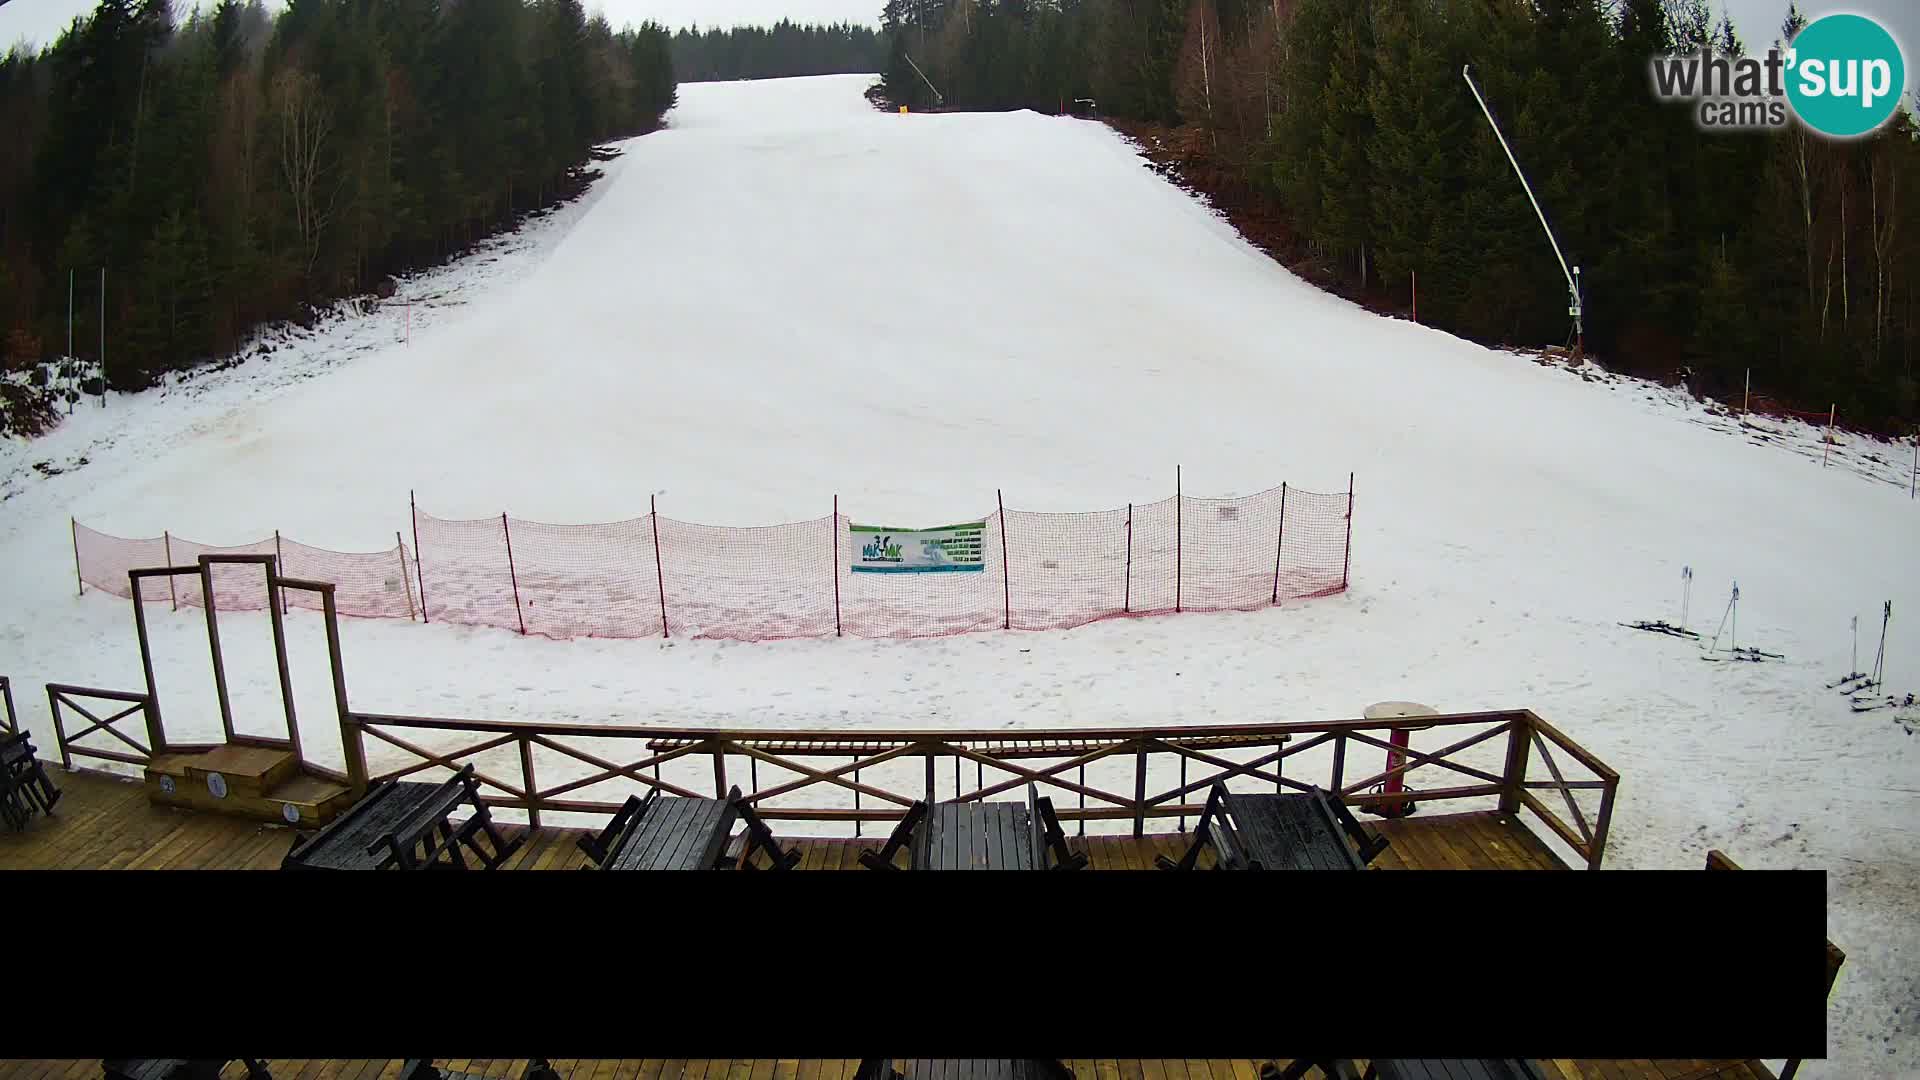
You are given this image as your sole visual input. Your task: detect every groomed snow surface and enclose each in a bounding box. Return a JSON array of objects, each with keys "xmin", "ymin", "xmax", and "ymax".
[{"xmin": 2, "ymin": 75, "xmax": 1915, "ymax": 1074}]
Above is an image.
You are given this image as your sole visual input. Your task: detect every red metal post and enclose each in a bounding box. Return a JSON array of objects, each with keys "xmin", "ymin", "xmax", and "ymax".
[
  {"xmin": 1124, "ymin": 503, "xmax": 1132, "ymax": 614},
  {"xmin": 1271, "ymin": 482, "xmax": 1288, "ymax": 605},
  {"xmin": 1383, "ymin": 727, "xmax": 1412, "ymax": 815},
  {"xmin": 997, "ymin": 489, "xmax": 1011, "ymax": 630},
  {"xmin": 71, "ymin": 517, "xmax": 83, "ymax": 597},
  {"xmin": 411, "ymin": 490, "xmax": 430, "ymax": 623},
  {"xmin": 1175, "ymin": 465, "xmax": 1183, "ymax": 613},
  {"xmin": 502, "ymin": 512, "xmax": 526, "ymax": 635},
  {"xmin": 164, "ymin": 531, "xmax": 177, "ymax": 610},
  {"xmin": 1342, "ymin": 472, "xmax": 1354, "ymax": 590},
  {"xmin": 832, "ymin": 495, "xmax": 842, "ymax": 637},
  {"xmin": 273, "ymin": 529, "xmax": 287, "ymax": 613},
  {"xmin": 651, "ymin": 494, "xmax": 669, "ymax": 639}
]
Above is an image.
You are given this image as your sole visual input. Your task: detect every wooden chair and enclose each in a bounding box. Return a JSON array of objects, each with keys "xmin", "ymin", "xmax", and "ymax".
[
  {"xmin": 1028, "ymin": 783, "xmax": 1089, "ymax": 870},
  {"xmin": 367, "ymin": 764, "xmax": 518, "ymax": 870},
  {"xmin": 1, "ymin": 729, "xmax": 60, "ymax": 831},
  {"xmin": 857, "ymin": 799, "xmax": 929, "ymax": 870},
  {"xmin": 1320, "ymin": 786, "xmax": 1391, "ymax": 865},
  {"xmin": 1157, "ymin": 783, "xmax": 1386, "ymax": 871}
]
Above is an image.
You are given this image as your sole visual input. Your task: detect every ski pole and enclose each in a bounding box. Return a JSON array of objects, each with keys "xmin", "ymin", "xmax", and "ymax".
[
  {"xmin": 1730, "ymin": 582, "xmax": 1739, "ymax": 653},
  {"xmin": 1681, "ymin": 566, "xmax": 1692, "ymax": 630},
  {"xmin": 1852, "ymin": 615, "xmax": 1859, "ymax": 675}
]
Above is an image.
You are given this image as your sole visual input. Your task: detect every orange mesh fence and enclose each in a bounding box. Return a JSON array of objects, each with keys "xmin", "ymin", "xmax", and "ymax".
[
  {"xmin": 70, "ymin": 475, "xmax": 1351, "ymax": 641},
  {"xmin": 74, "ymin": 523, "xmax": 416, "ymax": 619}
]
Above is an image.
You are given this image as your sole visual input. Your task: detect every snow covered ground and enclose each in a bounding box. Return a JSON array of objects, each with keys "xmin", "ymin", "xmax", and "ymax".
[{"xmin": 1, "ymin": 73, "xmax": 1915, "ymax": 1074}]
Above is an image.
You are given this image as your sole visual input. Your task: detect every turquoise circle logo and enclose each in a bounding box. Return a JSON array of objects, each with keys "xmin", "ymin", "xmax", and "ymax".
[{"xmin": 1786, "ymin": 13, "xmax": 1906, "ymax": 137}]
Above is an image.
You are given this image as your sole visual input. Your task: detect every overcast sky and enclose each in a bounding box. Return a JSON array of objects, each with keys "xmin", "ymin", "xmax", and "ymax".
[{"xmin": 2, "ymin": 0, "xmax": 1914, "ymax": 95}]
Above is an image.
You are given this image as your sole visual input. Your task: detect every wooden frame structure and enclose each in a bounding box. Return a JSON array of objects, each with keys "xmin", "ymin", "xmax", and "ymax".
[{"xmin": 1704, "ymin": 850, "xmax": 1845, "ymax": 1080}]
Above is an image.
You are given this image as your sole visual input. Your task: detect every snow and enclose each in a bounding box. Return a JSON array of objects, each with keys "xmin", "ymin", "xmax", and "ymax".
[{"xmin": 1, "ymin": 73, "xmax": 1916, "ymax": 1074}]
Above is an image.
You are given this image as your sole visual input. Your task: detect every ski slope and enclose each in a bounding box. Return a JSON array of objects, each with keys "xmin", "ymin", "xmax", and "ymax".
[{"xmin": 1, "ymin": 74, "xmax": 1916, "ymax": 1074}]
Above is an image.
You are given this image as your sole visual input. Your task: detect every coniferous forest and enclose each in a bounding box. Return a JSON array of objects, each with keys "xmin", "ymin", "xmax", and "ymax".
[
  {"xmin": 876, "ymin": 0, "xmax": 1920, "ymax": 434},
  {"xmin": 0, "ymin": 0, "xmax": 674, "ymax": 405},
  {"xmin": 672, "ymin": 21, "xmax": 889, "ymax": 82}
]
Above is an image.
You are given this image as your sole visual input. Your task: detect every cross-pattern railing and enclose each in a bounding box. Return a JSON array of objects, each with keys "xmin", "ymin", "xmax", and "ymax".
[
  {"xmin": 342, "ymin": 708, "xmax": 1620, "ymax": 868},
  {"xmin": 45, "ymin": 684, "xmax": 171, "ymax": 769}
]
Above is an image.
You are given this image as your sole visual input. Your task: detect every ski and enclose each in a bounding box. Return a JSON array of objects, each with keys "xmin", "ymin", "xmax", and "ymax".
[
  {"xmin": 1621, "ymin": 620, "xmax": 1700, "ymax": 639},
  {"xmin": 1827, "ymin": 672, "xmax": 1870, "ymax": 689}
]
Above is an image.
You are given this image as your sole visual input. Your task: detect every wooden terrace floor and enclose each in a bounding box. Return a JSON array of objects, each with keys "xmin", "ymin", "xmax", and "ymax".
[{"xmin": 0, "ymin": 773, "xmax": 1778, "ymax": 1080}]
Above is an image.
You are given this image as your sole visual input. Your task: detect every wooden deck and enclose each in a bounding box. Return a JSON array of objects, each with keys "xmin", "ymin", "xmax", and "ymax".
[
  {"xmin": 0, "ymin": 1059, "xmax": 1776, "ymax": 1080},
  {"xmin": 0, "ymin": 772, "xmax": 1777, "ymax": 1080}
]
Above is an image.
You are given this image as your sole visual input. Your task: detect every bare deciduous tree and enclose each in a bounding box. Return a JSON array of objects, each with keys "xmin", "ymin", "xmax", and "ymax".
[{"xmin": 275, "ymin": 68, "xmax": 342, "ymax": 285}]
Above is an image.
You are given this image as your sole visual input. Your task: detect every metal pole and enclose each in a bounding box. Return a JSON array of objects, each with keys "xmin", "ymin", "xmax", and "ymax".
[
  {"xmin": 398, "ymin": 531, "xmax": 417, "ymax": 621},
  {"xmin": 1342, "ymin": 473, "xmax": 1355, "ymax": 590},
  {"xmin": 99, "ymin": 266, "xmax": 106, "ymax": 406},
  {"xmin": 1271, "ymin": 482, "xmax": 1287, "ymax": 604},
  {"xmin": 998, "ymin": 489, "xmax": 1012, "ymax": 630},
  {"xmin": 164, "ymin": 532, "xmax": 176, "ymax": 610},
  {"xmin": 651, "ymin": 494, "xmax": 669, "ymax": 639},
  {"xmin": 411, "ymin": 490, "xmax": 430, "ymax": 622},
  {"xmin": 1743, "ymin": 369, "xmax": 1750, "ymax": 414},
  {"xmin": 832, "ymin": 495, "xmax": 842, "ymax": 637},
  {"xmin": 1823, "ymin": 405, "xmax": 1835, "ymax": 468},
  {"xmin": 1463, "ymin": 65, "xmax": 1582, "ymax": 351},
  {"xmin": 502, "ymin": 512, "xmax": 526, "ymax": 635},
  {"xmin": 1411, "ymin": 271, "xmax": 1417, "ymax": 323},
  {"xmin": 1175, "ymin": 466, "xmax": 1183, "ymax": 613},
  {"xmin": 71, "ymin": 518, "xmax": 83, "ymax": 597},
  {"xmin": 1124, "ymin": 503, "xmax": 1132, "ymax": 613},
  {"xmin": 273, "ymin": 530, "xmax": 287, "ymax": 613},
  {"xmin": 1910, "ymin": 429, "xmax": 1917, "ymax": 499}
]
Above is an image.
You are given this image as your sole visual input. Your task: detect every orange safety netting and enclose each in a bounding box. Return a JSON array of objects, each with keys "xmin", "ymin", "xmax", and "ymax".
[{"xmin": 72, "ymin": 477, "xmax": 1351, "ymax": 642}]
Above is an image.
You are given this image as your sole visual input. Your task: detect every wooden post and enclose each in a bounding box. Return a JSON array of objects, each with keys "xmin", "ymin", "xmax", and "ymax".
[
  {"xmin": 998, "ymin": 489, "xmax": 1011, "ymax": 630},
  {"xmin": 501, "ymin": 512, "xmax": 526, "ymax": 635},
  {"xmin": 322, "ymin": 586, "xmax": 368, "ymax": 797},
  {"xmin": 1175, "ymin": 465, "xmax": 1183, "ymax": 613},
  {"xmin": 129, "ymin": 572, "xmax": 166, "ymax": 752},
  {"xmin": 45, "ymin": 685, "xmax": 72, "ymax": 770},
  {"xmin": 201, "ymin": 560, "xmax": 237, "ymax": 743},
  {"xmin": 164, "ymin": 532, "xmax": 176, "ymax": 610},
  {"xmin": 1823, "ymin": 405, "xmax": 1835, "ymax": 467},
  {"xmin": 713, "ymin": 745, "xmax": 727, "ymax": 798},
  {"xmin": 1499, "ymin": 714, "xmax": 1533, "ymax": 816},
  {"xmin": 925, "ymin": 750, "xmax": 935, "ymax": 804},
  {"xmin": 520, "ymin": 735, "xmax": 540, "ymax": 830},
  {"xmin": 265, "ymin": 569, "xmax": 302, "ymax": 762},
  {"xmin": 1587, "ymin": 776, "xmax": 1615, "ymax": 871},
  {"xmin": 410, "ymin": 490, "xmax": 430, "ymax": 623},
  {"xmin": 1133, "ymin": 744, "xmax": 1148, "ymax": 838},
  {"xmin": 71, "ymin": 517, "xmax": 83, "ymax": 597},
  {"xmin": 832, "ymin": 495, "xmax": 842, "ymax": 637},
  {"xmin": 651, "ymin": 494, "xmax": 669, "ymax": 639},
  {"xmin": 1124, "ymin": 503, "xmax": 1133, "ymax": 614},
  {"xmin": 1271, "ymin": 482, "xmax": 1288, "ymax": 604},
  {"xmin": 397, "ymin": 532, "xmax": 417, "ymax": 620},
  {"xmin": 1331, "ymin": 733, "xmax": 1347, "ymax": 794},
  {"xmin": 1342, "ymin": 472, "xmax": 1354, "ymax": 590}
]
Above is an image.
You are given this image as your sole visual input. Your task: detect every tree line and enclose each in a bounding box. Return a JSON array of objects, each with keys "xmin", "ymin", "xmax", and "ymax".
[
  {"xmin": 875, "ymin": 0, "xmax": 1920, "ymax": 434},
  {"xmin": 0, "ymin": 0, "xmax": 676, "ymax": 396},
  {"xmin": 672, "ymin": 21, "xmax": 889, "ymax": 82}
]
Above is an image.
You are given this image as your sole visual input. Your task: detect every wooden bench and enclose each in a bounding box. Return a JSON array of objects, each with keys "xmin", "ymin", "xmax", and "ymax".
[
  {"xmin": 103, "ymin": 1061, "xmax": 271, "ymax": 1080},
  {"xmin": 0, "ymin": 729, "xmax": 60, "ymax": 831},
  {"xmin": 1158, "ymin": 782, "xmax": 1388, "ymax": 871},
  {"xmin": 1705, "ymin": 849, "xmax": 1846, "ymax": 1080},
  {"xmin": 856, "ymin": 1061, "xmax": 1073, "ymax": 1080},
  {"xmin": 857, "ymin": 784, "xmax": 1087, "ymax": 870},
  {"xmin": 282, "ymin": 764, "xmax": 521, "ymax": 870},
  {"xmin": 577, "ymin": 785, "xmax": 800, "ymax": 871}
]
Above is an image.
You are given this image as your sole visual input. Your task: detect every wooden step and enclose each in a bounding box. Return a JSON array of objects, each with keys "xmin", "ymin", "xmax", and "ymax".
[
  {"xmin": 145, "ymin": 746, "xmax": 354, "ymax": 826},
  {"xmin": 265, "ymin": 773, "xmax": 355, "ymax": 828},
  {"xmin": 148, "ymin": 743, "xmax": 299, "ymax": 799}
]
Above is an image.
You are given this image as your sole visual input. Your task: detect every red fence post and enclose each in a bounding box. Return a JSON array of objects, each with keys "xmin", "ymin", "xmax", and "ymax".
[
  {"xmin": 502, "ymin": 512, "xmax": 526, "ymax": 635},
  {"xmin": 273, "ymin": 529, "xmax": 287, "ymax": 613},
  {"xmin": 998, "ymin": 489, "xmax": 1011, "ymax": 631},
  {"xmin": 832, "ymin": 495, "xmax": 843, "ymax": 637},
  {"xmin": 1342, "ymin": 472, "xmax": 1355, "ymax": 591},
  {"xmin": 1271, "ymin": 482, "xmax": 1287, "ymax": 605},
  {"xmin": 411, "ymin": 490, "xmax": 430, "ymax": 623},
  {"xmin": 651, "ymin": 494, "xmax": 669, "ymax": 639},
  {"xmin": 71, "ymin": 517, "xmax": 83, "ymax": 597},
  {"xmin": 1175, "ymin": 465, "xmax": 1183, "ymax": 613},
  {"xmin": 1124, "ymin": 503, "xmax": 1132, "ymax": 614}
]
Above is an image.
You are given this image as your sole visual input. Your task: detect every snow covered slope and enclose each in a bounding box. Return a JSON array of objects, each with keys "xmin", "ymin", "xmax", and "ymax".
[{"xmin": 1, "ymin": 74, "xmax": 1914, "ymax": 1074}]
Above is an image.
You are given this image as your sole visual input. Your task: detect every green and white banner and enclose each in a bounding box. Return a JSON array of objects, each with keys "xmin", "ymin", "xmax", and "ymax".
[{"xmin": 849, "ymin": 521, "xmax": 986, "ymax": 574}]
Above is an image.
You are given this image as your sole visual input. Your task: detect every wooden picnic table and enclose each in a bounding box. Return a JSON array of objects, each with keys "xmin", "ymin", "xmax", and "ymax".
[
  {"xmin": 859, "ymin": 784, "xmax": 1087, "ymax": 871},
  {"xmin": 282, "ymin": 764, "xmax": 519, "ymax": 871},
  {"xmin": 1160, "ymin": 783, "xmax": 1387, "ymax": 871},
  {"xmin": 1267, "ymin": 1061, "xmax": 1543, "ymax": 1080},
  {"xmin": 856, "ymin": 1061, "xmax": 1072, "ymax": 1080},
  {"xmin": 578, "ymin": 785, "xmax": 800, "ymax": 871}
]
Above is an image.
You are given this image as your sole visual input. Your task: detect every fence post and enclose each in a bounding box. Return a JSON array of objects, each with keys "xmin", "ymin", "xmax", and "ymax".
[
  {"xmin": 1175, "ymin": 465, "xmax": 1183, "ymax": 613},
  {"xmin": 1124, "ymin": 503, "xmax": 1133, "ymax": 614},
  {"xmin": 997, "ymin": 489, "xmax": 1011, "ymax": 630},
  {"xmin": 411, "ymin": 490, "xmax": 430, "ymax": 623},
  {"xmin": 1342, "ymin": 472, "xmax": 1355, "ymax": 591},
  {"xmin": 46, "ymin": 686, "xmax": 72, "ymax": 770},
  {"xmin": 1133, "ymin": 743, "xmax": 1147, "ymax": 838},
  {"xmin": 273, "ymin": 529, "xmax": 286, "ymax": 613},
  {"xmin": 1331, "ymin": 732, "xmax": 1347, "ymax": 793},
  {"xmin": 1499, "ymin": 713, "xmax": 1533, "ymax": 816},
  {"xmin": 520, "ymin": 734, "xmax": 540, "ymax": 830},
  {"xmin": 651, "ymin": 494, "xmax": 669, "ymax": 639},
  {"xmin": 1823, "ymin": 405, "xmax": 1835, "ymax": 468},
  {"xmin": 501, "ymin": 512, "xmax": 526, "ymax": 635},
  {"xmin": 164, "ymin": 531, "xmax": 177, "ymax": 610},
  {"xmin": 323, "ymin": 587, "xmax": 369, "ymax": 797},
  {"xmin": 1911, "ymin": 429, "xmax": 1917, "ymax": 499},
  {"xmin": 397, "ymin": 532, "xmax": 417, "ymax": 621},
  {"xmin": 1271, "ymin": 482, "xmax": 1288, "ymax": 604},
  {"xmin": 832, "ymin": 495, "xmax": 842, "ymax": 637},
  {"xmin": 71, "ymin": 517, "xmax": 83, "ymax": 597}
]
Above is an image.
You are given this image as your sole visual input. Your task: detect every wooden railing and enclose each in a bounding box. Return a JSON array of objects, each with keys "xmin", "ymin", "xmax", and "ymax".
[
  {"xmin": 1704, "ymin": 849, "xmax": 1845, "ymax": 1080},
  {"xmin": 341, "ymin": 708, "xmax": 1621, "ymax": 868},
  {"xmin": 0, "ymin": 675, "xmax": 15, "ymax": 735},
  {"xmin": 45, "ymin": 684, "xmax": 168, "ymax": 770}
]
